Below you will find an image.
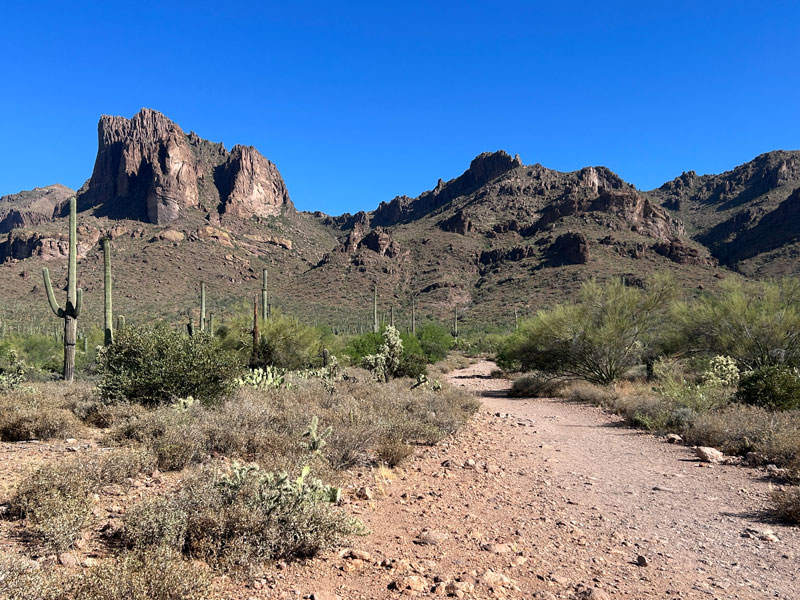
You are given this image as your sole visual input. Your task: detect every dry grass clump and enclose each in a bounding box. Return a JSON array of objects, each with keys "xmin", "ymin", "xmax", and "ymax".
[
  {"xmin": 0, "ymin": 387, "xmax": 82, "ymax": 441},
  {"xmin": 0, "ymin": 548, "xmax": 217, "ymax": 600},
  {"xmin": 123, "ymin": 464, "xmax": 361, "ymax": 572},
  {"xmin": 377, "ymin": 437, "xmax": 415, "ymax": 467},
  {"xmin": 429, "ymin": 354, "xmax": 472, "ymax": 377},
  {"xmin": 8, "ymin": 448, "xmax": 155, "ymax": 552},
  {"xmin": 771, "ymin": 486, "xmax": 800, "ymax": 524},
  {"xmin": 509, "ymin": 374, "xmax": 569, "ymax": 398},
  {"xmin": 564, "ymin": 382, "xmax": 619, "ymax": 406},
  {"xmin": 684, "ymin": 405, "xmax": 800, "ymax": 471}
]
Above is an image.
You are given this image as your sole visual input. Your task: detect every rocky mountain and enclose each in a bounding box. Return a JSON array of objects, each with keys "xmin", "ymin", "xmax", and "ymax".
[
  {"xmin": 0, "ymin": 184, "xmax": 75, "ymax": 234},
  {"xmin": 76, "ymin": 108, "xmax": 293, "ymax": 224},
  {"xmin": 1, "ymin": 108, "xmax": 798, "ymax": 331},
  {"xmin": 648, "ymin": 150, "xmax": 800, "ymax": 277}
]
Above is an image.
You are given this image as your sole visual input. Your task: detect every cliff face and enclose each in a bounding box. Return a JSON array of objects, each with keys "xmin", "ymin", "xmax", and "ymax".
[{"xmin": 77, "ymin": 108, "xmax": 293, "ymax": 224}]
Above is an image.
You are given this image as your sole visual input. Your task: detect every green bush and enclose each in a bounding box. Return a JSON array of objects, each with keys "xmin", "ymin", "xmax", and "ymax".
[
  {"xmin": 417, "ymin": 324, "xmax": 453, "ymax": 363},
  {"xmin": 97, "ymin": 325, "xmax": 242, "ymax": 406},
  {"xmin": 668, "ymin": 278, "xmax": 800, "ymax": 369},
  {"xmin": 736, "ymin": 365, "xmax": 800, "ymax": 411},
  {"xmin": 498, "ymin": 276, "xmax": 674, "ymax": 383},
  {"xmin": 254, "ymin": 313, "xmax": 328, "ymax": 370},
  {"xmin": 344, "ymin": 331, "xmax": 382, "ymax": 363}
]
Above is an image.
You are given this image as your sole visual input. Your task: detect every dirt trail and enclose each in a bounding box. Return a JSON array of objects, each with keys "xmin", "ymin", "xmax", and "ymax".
[{"xmin": 249, "ymin": 361, "xmax": 800, "ymax": 598}]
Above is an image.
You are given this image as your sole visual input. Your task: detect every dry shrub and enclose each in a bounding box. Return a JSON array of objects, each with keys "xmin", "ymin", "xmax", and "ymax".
[
  {"xmin": 509, "ymin": 374, "xmax": 568, "ymax": 398},
  {"xmin": 108, "ymin": 375, "xmax": 478, "ymax": 473},
  {"xmin": 684, "ymin": 405, "xmax": 800, "ymax": 471},
  {"xmin": 9, "ymin": 448, "xmax": 155, "ymax": 552},
  {"xmin": 123, "ymin": 465, "xmax": 361, "ymax": 572},
  {"xmin": 0, "ymin": 553, "xmax": 68, "ymax": 600},
  {"xmin": 771, "ymin": 486, "xmax": 800, "ymax": 524},
  {"xmin": 0, "ymin": 387, "xmax": 81, "ymax": 441},
  {"xmin": 377, "ymin": 437, "xmax": 415, "ymax": 467},
  {"xmin": 564, "ymin": 382, "xmax": 618, "ymax": 406}
]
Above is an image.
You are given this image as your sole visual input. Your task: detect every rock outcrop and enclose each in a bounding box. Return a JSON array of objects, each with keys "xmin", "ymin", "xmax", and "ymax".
[
  {"xmin": 546, "ymin": 232, "xmax": 590, "ymax": 265},
  {"xmin": 371, "ymin": 151, "xmax": 522, "ymax": 226},
  {"xmin": 77, "ymin": 108, "xmax": 293, "ymax": 224},
  {"xmin": 438, "ymin": 210, "xmax": 474, "ymax": 235},
  {"xmin": 0, "ymin": 184, "xmax": 75, "ymax": 233}
]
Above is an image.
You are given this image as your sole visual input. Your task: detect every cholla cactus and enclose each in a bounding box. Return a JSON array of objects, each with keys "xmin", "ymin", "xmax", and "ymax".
[
  {"xmin": 704, "ymin": 355, "xmax": 740, "ymax": 387},
  {"xmin": 362, "ymin": 325, "xmax": 403, "ymax": 382},
  {"xmin": 172, "ymin": 396, "xmax": 197, "ymax": 411}
]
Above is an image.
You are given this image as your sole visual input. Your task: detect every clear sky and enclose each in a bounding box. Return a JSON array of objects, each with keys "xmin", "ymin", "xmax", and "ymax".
[{"xmin": 1, "ymin": 1, "xmax": 798, "ymax": 215}]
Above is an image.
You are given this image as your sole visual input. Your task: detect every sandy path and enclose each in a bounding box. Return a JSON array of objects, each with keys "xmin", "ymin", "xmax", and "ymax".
[{"xmin": 247, "ymin": 361, "xmax": 800, "ymax": 599}]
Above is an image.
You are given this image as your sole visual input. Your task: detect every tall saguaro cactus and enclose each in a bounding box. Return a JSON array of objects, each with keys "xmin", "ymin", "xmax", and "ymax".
[
  {"xmin": 372, "ymin": 283, "xmax": 379, "ymax": 334},
  {"xmin": 251, "ymin": 295, "xmax": 260, "ymax": 366},
  {"xmin": 411, "ymin": 295, "xmax": 416, "ymax": 335},
  {"xmin": 453, "ymin": 305, "xmax": 459, "ymax": 339},
  {"xmin": 261, "ymin": 268, "xmax": 269, "ymax": 321},
  {"xmin": 200, "ymin": 282, "xmax": 207, "ymax": 332},
  {"xmin": 102, "ymin": 238, "xmax": 113, "ymax": 345},
  {"xmin": 42, "ymin": 197, "xmax": 83, "ymax": 382}
]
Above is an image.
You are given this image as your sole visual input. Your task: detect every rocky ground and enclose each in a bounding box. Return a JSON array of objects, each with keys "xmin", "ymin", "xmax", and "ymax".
[
  {"xmin": 256, "ymin": 361, "xmax": 799, "ymax": 600},
  {"xmin": 2, "ymin": 362, "xmax": 798, "ymax": 599}
]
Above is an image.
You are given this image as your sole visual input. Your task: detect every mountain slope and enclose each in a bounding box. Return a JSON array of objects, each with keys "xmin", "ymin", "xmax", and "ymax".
[{"xmin": 648, "ymin": 150, "xmax": 800, "ymax": 277}]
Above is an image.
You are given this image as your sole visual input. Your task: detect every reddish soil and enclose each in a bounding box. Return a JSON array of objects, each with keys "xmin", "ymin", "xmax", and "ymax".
[{"xmin": 264, "ymin": 360, "xmax": 799, "ymax": 600}]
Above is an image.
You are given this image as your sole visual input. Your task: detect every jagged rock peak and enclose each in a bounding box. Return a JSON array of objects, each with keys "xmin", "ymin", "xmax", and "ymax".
[
  {"xmin": 371, "ymin": 150, "xmax": 523, "ymax": 227},
  {"xmin": 78, "ymin": 108, "xmax": 293, "ymax": 224}
]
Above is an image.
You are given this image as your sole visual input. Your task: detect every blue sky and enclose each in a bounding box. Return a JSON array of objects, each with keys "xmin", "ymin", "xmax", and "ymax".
[{"xmin": 1, "ymin": 1, "xmax": 798, "ymax": 214}]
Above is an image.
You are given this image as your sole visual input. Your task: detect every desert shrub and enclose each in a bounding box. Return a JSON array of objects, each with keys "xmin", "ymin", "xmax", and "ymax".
[
  {"xmin": 123, "ymin": 464, "xmax": 360, "ymax": 571},
  {"xmin": 0, "ymin": 405, "xmax": 79, "ymax": 441},
  {"xmin": 97, "ymin": 325, "xmax": 242, "ymax": 406},
  {"xmin": 735, "ymin": 365, "xmax": 800, "ymax": 411},
  {"xmin": 565, "ymin": 382, "xmax": 618, "ymax": 406},
  {"xmin": 497, "ymin": 275, "xmax": 674, "ymax": 383},
  {"xmin": 0, "ymin": 553, "xmax": 69, "ymax": 600},
  {"xmin": 668, "ymin": 277, "xmax": 800, "ymax": 369},
  {"xmin": 772, "ymin": 487, "xmax": 800, "ymax": 524},
  {"xmin": 344, "ymin": 331, "xmax": 382, "ymax": 363},
  {"xmin": 377, "ymin": 437, "xmax": 415, "ymax": 467},
  {"xmin": 108, "ymin": 374, "xmax": 478, "ymax": 474},
  {"xmin": 509, "ymin": 373, "xmax": 568, "ymax": 398},
  {"xmin": 417, "ymin": 324, "xmax": 454, "ymax": 363},
  {"xmin": 396, "ymin": 352, "xmax": 428, "ymax": 379},
  {"xmin": 0, "ymin": 385, "xmax": 84, "ymax": 441},
  {"xmin": 74, "ymin": 547, "xmax": 216, "ymax": 600},
  {"xmin": 684, "ymin": 404, "xmax": 800, "ymax": 468},
  {"xmin": 254, "ymin": 313, "xmax": 327, "ymax": 370},
  {"xmin": 9, "ymin": 449, "xmax": 155, "ymax": 552}
]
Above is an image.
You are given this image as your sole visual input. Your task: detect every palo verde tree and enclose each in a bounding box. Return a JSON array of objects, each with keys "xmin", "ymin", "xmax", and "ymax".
[
  {"xmin": 498, "ymin": 275, "xmax": 675, "ymax": 384},
  {"xmin": 42, "ymin": 196, "xmax": 83, "ymax": 382}
]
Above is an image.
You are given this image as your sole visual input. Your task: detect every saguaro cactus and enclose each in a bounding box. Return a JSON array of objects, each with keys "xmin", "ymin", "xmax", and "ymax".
[
  {"xmin": 390, "ymin": 306, "xmax": 395, "ymax": 328},
  {"xmin": 373, "ymin": 283, "xmax": 379, "ymax": 334},
  {"xmin": 411, "ymin": 295, "xmax": 416, "ymax": 335},
  {"xmin": 251, "ymin": 295, "xmax": 260, "ymax": 365},
  {"xmin": 102, "ymin": 238, "xmax": 113, "ymax": 345},
  {"xmin": 42, "ymin": 196, "xmax": 83, "ymax": 382},
  {"xmin": 200, "ymin": 282, "xmax": 206, "ymax": 332},
  {"xmin": 261, "ymin": 268, "xmax": 269, "ymax": 321},
  {"xmin": 452, "ymin": 306, "xmax": 459, "ymax": 339}
]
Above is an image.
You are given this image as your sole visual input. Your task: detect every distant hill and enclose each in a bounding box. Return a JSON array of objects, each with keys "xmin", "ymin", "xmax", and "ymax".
[{"xmin": 0, "ymin": 109, "xmax": 797, "ymax": 333}]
